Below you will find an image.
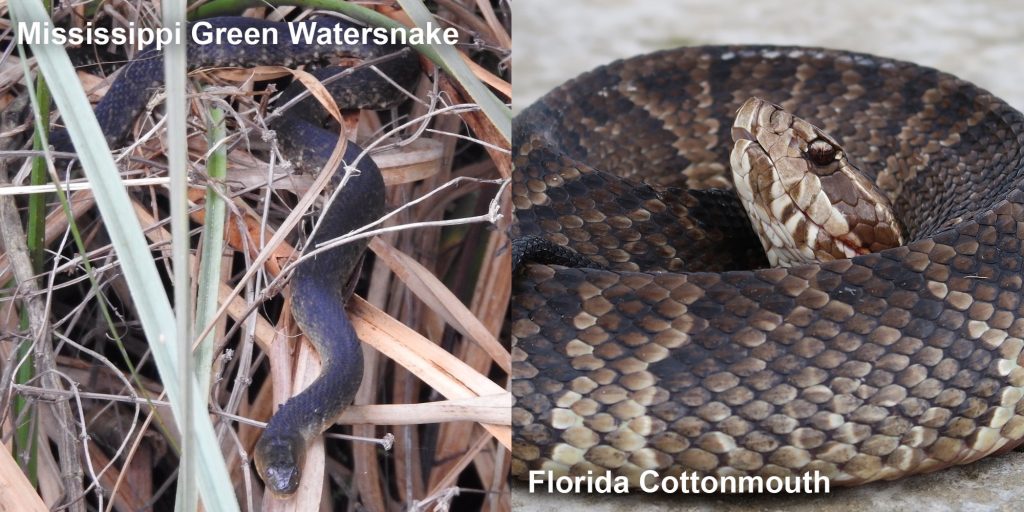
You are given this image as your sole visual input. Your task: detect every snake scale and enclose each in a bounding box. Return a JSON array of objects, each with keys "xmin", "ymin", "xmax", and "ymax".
[
  {"xmin": 50, "ymin": 16, "xmax": 419, "ymax": 495},
  {"xmin": 511, "ymin": 46, "xmax": 1024, "ymax": 486}
]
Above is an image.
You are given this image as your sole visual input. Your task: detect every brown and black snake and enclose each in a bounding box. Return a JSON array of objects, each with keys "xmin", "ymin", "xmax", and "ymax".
[
  {"xmin": 511, "ymin": 46, "xmax": 1024, "ymax": 485},
  {"xmin": 49, "ymin": 16, "xmax": 419, "ymax": 495}
]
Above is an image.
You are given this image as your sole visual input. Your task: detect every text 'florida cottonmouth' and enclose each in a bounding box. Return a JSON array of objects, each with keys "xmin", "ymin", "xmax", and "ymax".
[{"xmin": 511, "ymin": 46, "xmax": 1024, "ymax": 486}]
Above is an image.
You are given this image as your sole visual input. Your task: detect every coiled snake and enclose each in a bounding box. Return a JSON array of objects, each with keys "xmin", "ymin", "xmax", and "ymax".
[
  {"xmin": 511, "ymin": 46, "xmax": 1024, "ymax": 485},
  {"xmin": 50, "ymin": 16, "xmax": 419, "ymax": 495}
]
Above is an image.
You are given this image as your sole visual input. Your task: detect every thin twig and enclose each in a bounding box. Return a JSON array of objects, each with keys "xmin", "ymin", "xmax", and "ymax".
[{"xmin": 0, "ymin": 103, "xmax": 85, "ymax": 510}]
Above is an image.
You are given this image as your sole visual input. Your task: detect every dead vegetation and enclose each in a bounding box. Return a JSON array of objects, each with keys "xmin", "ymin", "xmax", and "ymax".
[{"xmin": 0, "ymin": 1, "xmax": 511, "ymax": 510}]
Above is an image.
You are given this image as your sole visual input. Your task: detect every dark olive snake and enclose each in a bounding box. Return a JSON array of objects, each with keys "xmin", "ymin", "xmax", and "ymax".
[
  {"xmin": 50, "ymin": 16, "xmax": 419, "ymax": 495},
  {"xmin": 511, "ymin": 46, "xmax": 1024, "ymax": 486}
]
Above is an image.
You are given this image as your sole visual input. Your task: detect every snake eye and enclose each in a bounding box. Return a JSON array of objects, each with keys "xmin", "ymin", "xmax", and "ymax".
[{"xmin": 808, "ymin": 139, "xmax": 837, "ymax": 165}]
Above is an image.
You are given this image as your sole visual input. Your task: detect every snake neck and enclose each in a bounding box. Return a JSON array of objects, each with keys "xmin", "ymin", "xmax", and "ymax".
[
  {"xmin": 255, "ymin": 298, "xmax": 364, "ymax": 495},
  {"xmin": 282, "ymin": 278, "xmax": 366, "ymax": 410}
]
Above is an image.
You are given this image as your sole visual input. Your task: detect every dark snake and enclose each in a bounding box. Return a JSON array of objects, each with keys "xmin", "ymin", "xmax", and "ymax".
[
  {"xmin": 49, "ymin": 16, "xmax": 419, "ymax": 495},
  {"xmin": 511, "ymin": 46, "xmax": 1024, "ymax": 486}
]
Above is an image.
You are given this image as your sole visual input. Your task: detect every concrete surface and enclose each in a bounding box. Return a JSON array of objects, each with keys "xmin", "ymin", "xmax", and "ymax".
[
  {"xmin": 514, "ymin": 0, "xmax": 1024, "ymax": 113},
  {"xmin": 512, "ymin": 1, "xmax": 1024, "ymax": 509}
]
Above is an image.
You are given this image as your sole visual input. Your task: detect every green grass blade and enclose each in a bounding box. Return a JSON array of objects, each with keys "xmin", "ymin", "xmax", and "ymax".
[
  {"xmin": 164, "ymin": 0, "xmax": 198, "ymax": 509},
  {"xmin": 9, "ymin": 2, "xmax": 239, "ymax": 509},
  {"xmin": 394, "ymin": 0, "xmax": 510, "ymax": 142},
  {"xmin": 194, "ymin": 107, "xmax": 227, "ymax": 399}
]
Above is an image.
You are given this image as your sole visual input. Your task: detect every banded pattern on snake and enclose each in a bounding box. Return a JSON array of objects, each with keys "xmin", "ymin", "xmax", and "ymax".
[{"xmin": 511, "ymin": 46, "xmax": 1024, "ymax": 485}]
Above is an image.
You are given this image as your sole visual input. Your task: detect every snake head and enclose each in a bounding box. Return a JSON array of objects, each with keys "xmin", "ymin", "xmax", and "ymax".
[
  {"xmin": 731, "ymin": 97, "xmax": 903, "ymax": 267},
  {"xmin": 254, "ymin": 433, "xmax": 306, "ymax": 496}
]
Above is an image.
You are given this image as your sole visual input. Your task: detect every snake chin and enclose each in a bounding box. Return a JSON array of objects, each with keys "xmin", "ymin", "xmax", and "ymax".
[{"xmin": 254, "ymin": 434, "xmax": 305, "ymax": 496}]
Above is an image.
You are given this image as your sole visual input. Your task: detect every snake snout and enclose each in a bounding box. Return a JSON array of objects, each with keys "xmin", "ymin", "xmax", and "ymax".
[{"xmin": 263, "ymin": 464, "xmax": 300, "ymax": 496}]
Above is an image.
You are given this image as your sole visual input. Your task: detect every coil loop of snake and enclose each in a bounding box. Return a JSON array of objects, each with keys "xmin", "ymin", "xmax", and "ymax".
[
  {"xmin": 511, "ymin": 46, "xmax": 1024, "ymax": 486},
  {"xmin": 50, "ymin": 16, "xmax": 420, "ymax": 496}
]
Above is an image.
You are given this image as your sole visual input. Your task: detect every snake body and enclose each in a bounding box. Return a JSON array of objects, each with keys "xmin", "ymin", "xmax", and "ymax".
[
  {"xmin": 50, "ymin": 16, "xmax": 418, "ymax": 495},
  {"xmin": 511, "ymin": 46, "xmax": 1024, "ymax": 485}
]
